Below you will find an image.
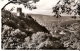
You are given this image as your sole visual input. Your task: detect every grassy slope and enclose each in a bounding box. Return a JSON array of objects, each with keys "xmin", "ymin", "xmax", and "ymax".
[{"xmin": 30, "ymin": 14, "xmax": 80, "ymax": 31}]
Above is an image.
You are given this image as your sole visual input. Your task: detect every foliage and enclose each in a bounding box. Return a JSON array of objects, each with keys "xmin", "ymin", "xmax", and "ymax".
[
  {"xmin": 1, "ymin": 25, "xmax": 27, "ymax": 49},
  {"xmin": 52, "ymin": 0, "xmax": 80, "ymax": 18},
  {"xmin": 2, "ymin": 0, "xmax": 39, "ymax": 10},
  {"xmin": 22, "ymin": 32, "xmax": 63, "ymax": 50},
  {"xmin": 60, "ymin": 23, "xmax": 80, "ymax": 50},
  {"xmin": 1, "ymin": 0, "xmax": 80, "ymax": 50},
  {"xmin": 2, "ymin": 10, "xmax": 54, "ymax": 50},
  {"xmin": 2, "ymin": 10, "xmax": 49, "ymax": 34},
  {"xmin": 9, "ymin": 0, "xmax": 40, "ymax": 3}
]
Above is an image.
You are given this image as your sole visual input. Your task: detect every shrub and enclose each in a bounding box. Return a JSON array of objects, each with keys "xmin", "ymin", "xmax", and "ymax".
[
  {"xmin": 1, "ymin": 25, "xmax": 27, "ymax": 49},
  {"xmin": 60, "ymin": 27, "xmax": 80, "ymax": 50}
]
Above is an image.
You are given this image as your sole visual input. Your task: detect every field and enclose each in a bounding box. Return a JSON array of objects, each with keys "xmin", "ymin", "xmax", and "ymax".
[{"xmin": 31, "ymin": 14, "xmax": 80, "ymax": 31}]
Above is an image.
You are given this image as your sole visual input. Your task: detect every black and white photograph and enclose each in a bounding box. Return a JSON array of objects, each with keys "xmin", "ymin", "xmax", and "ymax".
[{"xmin": 1, "ymin": 0, "xmax": 80, "ymax": 50}]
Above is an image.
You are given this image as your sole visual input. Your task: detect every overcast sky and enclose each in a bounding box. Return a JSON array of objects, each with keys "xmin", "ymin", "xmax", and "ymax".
[{"xmin": 0, "ymin": 0, "xmax": 60, "ymax": 15}]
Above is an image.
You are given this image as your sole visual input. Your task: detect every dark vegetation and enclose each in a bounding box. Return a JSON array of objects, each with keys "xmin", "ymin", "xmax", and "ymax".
[
  {"xmin": 1, "ymin": 0, "xmax": 80, "ymax": 50},
  {"xmin": 52, "ymin": 0, "xmax": 80, "ymax": 18},
  {"xmin": 2, "ymin": 10, "xmax": 49, "ymax": 35},
  {"xmin": 2, "ymin": 0, "xmax": 39, "ymax": 10},
  {"xmin": 1, "ymin": 10, "xmax": 63, "ymax": 50},
  {"xmin": 2, "ymin": 9, "xmax": 80, "ymax": 50}
]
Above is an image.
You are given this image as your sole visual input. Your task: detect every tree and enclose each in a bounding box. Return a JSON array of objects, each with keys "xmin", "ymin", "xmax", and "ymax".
[
  {"xmin": 52, "ymin": 0, "xmax": 61, "ymax": 18},
  {"xmin": 1, "ymin": 0, "xmax": 40, "ymax": 11},
  {"xmin": 52, "ymin": 0, "xmax": 80, "ymax": 18},
  {"xmin": 52, "ymin": 5, "xmax": 61, "ymax": 18},
  {"xmin": 1, "ymin": 25, "xmax": 27, "ymax": 49},
  {"xmin": 1, "ymin": 1, "xmax": 17, "ymax": 10}
]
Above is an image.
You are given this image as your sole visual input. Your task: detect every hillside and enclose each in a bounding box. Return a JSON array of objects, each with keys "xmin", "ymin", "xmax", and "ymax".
[
  {"xmin": 30, "ymin": 14, "xmax": 80, "ymax": 31},
  {"xmin": 1, "ymin": 10, "xmax": 80, "ymax": 49},
  {"xmin": 2, "ymin": 10, "xmax": 50, "ymax": 34},
  {"xmin": 1, "ymin": 0, "xmax": 80, "ymax": 50}
]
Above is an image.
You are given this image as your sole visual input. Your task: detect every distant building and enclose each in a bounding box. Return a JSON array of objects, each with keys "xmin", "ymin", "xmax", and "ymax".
[{"xmin": 17, "ymin": 8, "xmax": 22, "ymax": 16}]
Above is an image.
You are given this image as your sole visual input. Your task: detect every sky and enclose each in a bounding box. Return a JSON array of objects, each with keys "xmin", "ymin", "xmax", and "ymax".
[
  {"xmin": 0, "ymin": 0, "xmax": 79, "ymax": 15},
  {"xmin": 0, "ymin": 0, "xmax": 59, "ymax": 15}
]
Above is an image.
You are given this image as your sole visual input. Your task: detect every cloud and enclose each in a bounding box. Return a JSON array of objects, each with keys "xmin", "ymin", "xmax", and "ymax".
[
  {"xmin": 36, "ymin": 0, "xmax": 59, "ymax": 10},
  {"xmin": 29, "ymin": 0, "xmax": 59, "ymax": 15}
]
